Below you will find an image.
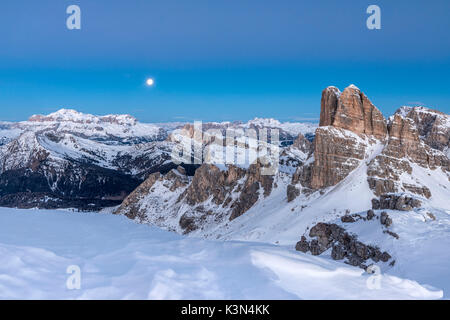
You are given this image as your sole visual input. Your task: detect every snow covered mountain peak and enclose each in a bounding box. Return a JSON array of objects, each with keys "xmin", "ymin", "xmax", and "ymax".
[
  {"xmin": 29, "ymin": 108, "xmax": 138, "ymax": 126},
  {"xmin": 347, "ymin": 84, "xmax": 360, "ymax": 90},
  {"xmin": 19, "ymin": 108, "xmax": 169, "ymax": 146},
  {"xmin": 246, "ymin": 117, "xmax": 282, "ymax": 128}
]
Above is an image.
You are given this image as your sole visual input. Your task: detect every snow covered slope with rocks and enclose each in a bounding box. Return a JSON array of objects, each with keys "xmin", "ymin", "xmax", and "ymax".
[{"xmin": 0, "ymin": 207, "xmax": 444, "ymax": 299}]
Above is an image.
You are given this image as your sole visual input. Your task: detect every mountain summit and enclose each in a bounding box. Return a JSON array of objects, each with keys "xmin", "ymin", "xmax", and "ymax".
[{"xmin": 0, "ymin": 109, "xmax": 318, "ymax": 210}]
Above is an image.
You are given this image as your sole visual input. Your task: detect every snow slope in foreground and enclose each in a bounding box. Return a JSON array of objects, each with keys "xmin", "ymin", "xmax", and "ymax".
[{"xmin": 0, "ymin": 208, "xmax": 443, "ymax": 300}]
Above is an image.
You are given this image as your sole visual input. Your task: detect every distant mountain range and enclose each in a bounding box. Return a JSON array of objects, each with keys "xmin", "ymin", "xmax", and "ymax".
[
  {"xmin": 0, "ymin": 109, "xmax": 316, "ymax": 209},
  {"xmin": 1, "ymin": 85, "xmax": 449, "ymax": 287}
]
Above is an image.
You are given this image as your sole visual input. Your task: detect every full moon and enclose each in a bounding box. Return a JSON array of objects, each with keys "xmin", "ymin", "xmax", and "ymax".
[{"xmin": 146, "ymin": 78, "xmax": 155, "ymax": 86}]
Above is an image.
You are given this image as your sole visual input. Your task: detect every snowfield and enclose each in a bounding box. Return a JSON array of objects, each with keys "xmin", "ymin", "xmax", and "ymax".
[{"xmin": 0, "ymin": 207, "xmax": 445, "ymax": 300}]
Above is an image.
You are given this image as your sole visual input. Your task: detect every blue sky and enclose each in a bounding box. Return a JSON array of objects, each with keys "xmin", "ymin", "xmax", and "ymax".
[{"xmin": 0, "ymin": 0, "xmax": 449, "ymax": 122}]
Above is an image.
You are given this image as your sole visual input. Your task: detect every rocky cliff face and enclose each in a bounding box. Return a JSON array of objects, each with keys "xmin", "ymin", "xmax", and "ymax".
[
  {"xmin": 115, "ymin": 161, "xmax": 275, "ymax": 234},
  {"xmin": 293, "ymin": 85, "xmax": 387, "ymax": 191},
  {"xmin": 182, "ymin": 164, "xmax": 246, "ymax": 207},
  {"xmin": 319, "ymin": 85, "xmax": 387, "ymax": 140},
  {"xmin": 367, "ymin": 111, "xmax": 449, "ymax": 197},
  {"xmin": 0, "ymin": 110, "xmax": 181, "ymax": 209},
  {"xmin": 400, "ymin": 106, "xmax": 450, "ymax": 152},
  {"xmin": 308, "ymin": 126, "xmax": 370, "ymax": 190},
  {"xmin": 115, "ymin": 167, "xmax": 189, "ymax": 221}
]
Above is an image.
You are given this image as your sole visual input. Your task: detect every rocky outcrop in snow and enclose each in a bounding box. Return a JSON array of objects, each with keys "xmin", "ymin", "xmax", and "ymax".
[
  {"xmin": 26, "ymin": 109, "xmax": 168, "ymax": 144},
  {"xmin": 306, "ymin": 126, "xmax": 370, "ymax": 190},
  {"xmin": 398, "ymin": 106, "xmax": 450, "ymax": 152},
  {"xmin": 115, "ymin": 166, "xmax": 190, "ymax": 221},
  {"xmin": 372, "ymin": 194, "xmax": 422, "ymax": 211}
]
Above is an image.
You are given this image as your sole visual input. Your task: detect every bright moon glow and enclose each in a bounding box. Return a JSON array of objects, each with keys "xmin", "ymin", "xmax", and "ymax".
[{"xmin": 146, "ymin": 78, "xmax": 155, "ymax": 86}]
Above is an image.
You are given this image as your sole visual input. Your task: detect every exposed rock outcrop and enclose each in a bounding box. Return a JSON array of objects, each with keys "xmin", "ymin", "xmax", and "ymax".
[
  {"xmin": 115, "ymin": 167, "xmax": 189, "ymax": 220},
  {"xmin": 291, "ymin": 85, "xmax": 449, "ymax": 202},
  {"xmin": 287, "ymin": 184, "xmax": 300, "ymax": 202},
  {"xmin": 308, "ymin": 127, "xmax": 369, "ymax": 189},
  {"xmin": 291, "ymin": 133, "xmax": 313, "ymax": 156},
  {"xmin": 319, "ymin": 85, "xmax": 387, "ymax": 140},
  {"xmin": 319, "ymin": 86, "xmax": 341, "ymax": 127},
  {"xmin": 115, "ymin": 158, "xmax": 277, "ymax": 233},
  {"xmin": 295, "ymin": 222, "xmax": 392, "ymax": 269}
]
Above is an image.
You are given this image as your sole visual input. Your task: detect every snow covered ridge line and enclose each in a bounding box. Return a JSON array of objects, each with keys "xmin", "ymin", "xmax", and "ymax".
[
  {"xmin": 170, "ymin": 121, "xmax": 281, "ymax": 175},
  {"xmin": 115, "ymin": 85, "xmax": 449, "ymax": 263}
]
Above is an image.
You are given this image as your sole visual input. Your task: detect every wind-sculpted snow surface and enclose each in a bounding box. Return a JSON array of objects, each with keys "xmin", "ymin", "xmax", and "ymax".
[{"xmin": 0, "ymin": 208, "xmax": 443, "ymax": 300}]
